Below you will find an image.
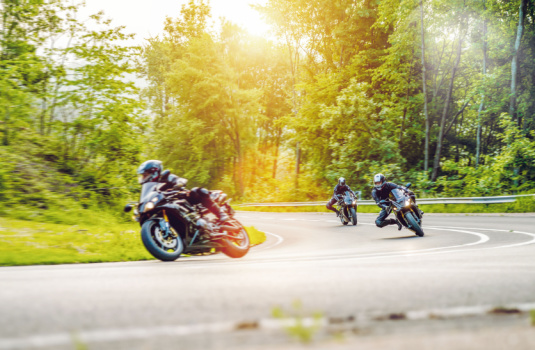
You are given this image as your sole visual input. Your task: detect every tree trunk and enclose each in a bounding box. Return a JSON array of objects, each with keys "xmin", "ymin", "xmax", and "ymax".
[
  {"xmin": 510, "ymin": 0, "xmax": 527, "ymax": 188},
  {"xmin": 399, "ymin": 49, "xmax": 415, "ymax": 147},
  {"xmin": 3, "ymin": 108, "xmax": 9, "ymax": 146},
  {"xmin": 509, "ymin": 0, "xmax": 527, "ymax": 127},
  {"xmin": 476, "ymin": 4, "xmax": 487, "ymax": 169},
  {"xmin": 420, "ymin": 0, "xmax": 430, "ymax": 172},
  {"xmin": 295, "ymin": 141, "xmax": 300, "ymax": 189},
  {"xmin": 272, "ymin": 128, "xmax": 281, "ymax": 179},
  {"xmin": 431, "ymin": 19, "xmax": 464, "ymax": 182}
]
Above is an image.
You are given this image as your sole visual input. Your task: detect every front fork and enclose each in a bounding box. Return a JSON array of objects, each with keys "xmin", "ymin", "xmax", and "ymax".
[{"xmin": 158, "ymin": 210, "xmax": 177, "ymax": 238}]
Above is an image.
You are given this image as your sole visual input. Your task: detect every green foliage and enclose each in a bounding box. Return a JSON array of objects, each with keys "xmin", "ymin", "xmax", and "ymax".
[
  {"xmin": 246, "ymin": 226, "xmax": 267, "ymax": 246},
  {"xmin": 0, "ymin": 217, "xmax": 152, "ymax": 266},
  {"xmin": 0, "ymin": 0, "xmax": 144, "ymax": 218}
]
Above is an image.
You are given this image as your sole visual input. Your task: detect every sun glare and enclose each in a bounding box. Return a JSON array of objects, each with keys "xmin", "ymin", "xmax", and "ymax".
[{"xmin": 80, "ymin": 0, "xmax": 271, "ymax": 43}]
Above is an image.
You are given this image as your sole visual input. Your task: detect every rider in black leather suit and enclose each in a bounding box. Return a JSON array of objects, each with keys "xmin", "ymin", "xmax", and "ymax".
[
  {"xmin": 371, "ymin": 173, "xmax": 404, "ymax": 230},
  {"xmin": 326, "ymin": 177, "xmax": 357, "ymax": 216},
  {"xmin": 137, "ymin": 160, "xmax": 228, "ymax": 222}
]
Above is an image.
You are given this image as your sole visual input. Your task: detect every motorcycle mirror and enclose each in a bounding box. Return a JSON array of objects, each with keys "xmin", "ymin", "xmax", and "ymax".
[
  {"xmin": 124, "ymin": 204, "xmax": 133, "ymax": 213},
  {"xmin": 160, "ymin": 170, "xmax": 171, "ymax": 182},
  {"xmin": 406, "ymin": 182, "xmax": 412, "ymax": 189}
]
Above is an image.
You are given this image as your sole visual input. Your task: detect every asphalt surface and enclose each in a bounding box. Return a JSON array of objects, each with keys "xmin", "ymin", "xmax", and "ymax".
[{"xmin": 1, "ymin": 212, "xmax": 535, "ymax": 349}]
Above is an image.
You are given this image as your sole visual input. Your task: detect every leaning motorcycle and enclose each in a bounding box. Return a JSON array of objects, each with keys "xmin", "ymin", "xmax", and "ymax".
[
  {"xmin": 381, "ymin": 183, "xmax": 424, "ymax": 237},
  {"xmin": 124, "ymin": 180, "xmax": 250, "ymax": 261},
  {"xmin": 336, "ymin": 191, "xmax": 358, "ymax": 226}
]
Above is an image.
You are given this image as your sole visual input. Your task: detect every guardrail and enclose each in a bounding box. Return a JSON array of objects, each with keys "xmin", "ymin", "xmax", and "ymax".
[{"xmin": 238, "ymin": 194, "xmax": 535, "ymax": 207}]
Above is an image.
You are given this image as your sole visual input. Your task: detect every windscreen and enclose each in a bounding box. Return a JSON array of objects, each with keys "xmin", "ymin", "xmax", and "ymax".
[
  {"xmin": 344, "ymin": 191, "xmax": 353, "ymax": 204},
  {"xmin": 139, "ymin": 182, "xmax": 158, "ymax": 203},
  {"xmin": 390, "ymin": 188, "xmax": 406, "ymax": 202}
]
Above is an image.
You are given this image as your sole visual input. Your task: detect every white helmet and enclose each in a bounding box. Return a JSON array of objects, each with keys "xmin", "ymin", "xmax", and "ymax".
[{"xmin": 373, "ymin": 173, "xmax": 386, "ymax": 190}]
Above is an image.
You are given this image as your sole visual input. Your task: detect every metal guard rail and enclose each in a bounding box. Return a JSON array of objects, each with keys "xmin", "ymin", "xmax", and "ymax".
[{"xmin": 238, "ymin": 194, "xmax": 535, "ymax": 207}]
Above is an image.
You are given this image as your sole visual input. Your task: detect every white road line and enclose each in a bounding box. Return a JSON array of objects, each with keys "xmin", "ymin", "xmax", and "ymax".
[
  {"xmin": 424, "ymin": 225, "xmax": 535, "ymax": 249},
  {"xmin": 251, "ymin": 231, "xmax": 284, "ymax": 253},
  {"xmin": 3, "ymin": 302, "xmax": 535, "ymax": 349}
]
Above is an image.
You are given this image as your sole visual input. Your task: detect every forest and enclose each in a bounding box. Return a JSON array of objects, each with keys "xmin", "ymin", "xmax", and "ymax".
[{"xmin": 1, "ymin": 0, "xmax": 535, "ymax": 218}]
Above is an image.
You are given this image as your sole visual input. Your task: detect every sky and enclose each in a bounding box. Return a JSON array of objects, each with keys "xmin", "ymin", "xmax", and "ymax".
[{"xmin": 78, "ymin": 0, "xmax": 271, "ymax": 44}]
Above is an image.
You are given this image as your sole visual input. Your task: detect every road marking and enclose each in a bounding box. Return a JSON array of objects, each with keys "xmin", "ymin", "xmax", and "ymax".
[
  {"xmin": 251, "ymin": 231, "xmax": 284, "ymax": 253},
  {"xmin": 424, "ymin": 225, "xmax": 535, "ymax": 249},
  {"xmin": 2, "ymin": 302, "xmax": 534, "ymax": 349}
]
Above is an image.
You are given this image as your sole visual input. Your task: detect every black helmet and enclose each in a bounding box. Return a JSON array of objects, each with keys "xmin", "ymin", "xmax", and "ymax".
[
  {"xmin": 338, "ymin": 177, "xmax": 346, "ymax": 186},
  {"xmin": 373, "ymin": 173, "xmax": 386, "ymax": 190},
  {"xmin": 137, "ymin": 160, "xmax": 163, "ymax": 184}
]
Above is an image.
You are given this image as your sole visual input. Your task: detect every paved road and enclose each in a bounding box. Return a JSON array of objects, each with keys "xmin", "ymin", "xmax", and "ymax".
[{"xmin": 1, "ymin": 212, "xmax": 535, "ymax": 349}]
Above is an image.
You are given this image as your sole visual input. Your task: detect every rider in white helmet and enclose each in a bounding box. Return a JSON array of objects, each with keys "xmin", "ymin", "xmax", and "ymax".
[{"xmin": 372, "ymin": 173, "xmax": 420, "ymax": 230}]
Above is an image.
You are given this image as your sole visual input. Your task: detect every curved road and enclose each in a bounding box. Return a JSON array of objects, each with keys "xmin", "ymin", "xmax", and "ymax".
[{"xmin": 1, "ymin": 212, "xmax": 535, "ymax": 349}]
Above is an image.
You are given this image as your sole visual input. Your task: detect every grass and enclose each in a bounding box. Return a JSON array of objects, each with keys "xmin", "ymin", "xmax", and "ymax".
[
  {"xmin": 235, "ymin": 196, "xmax": 535, "ymax": 214},
  {"xmin": 247, "ymin": 225, "xmax": 267, "ymax": 246},
  {"xmin": 272, "ymin": 300, "xmax": 323, "ymax": 344},
  {"xmin": 0, "ymin": 217, "xmax": 267, "ymax": 267}
]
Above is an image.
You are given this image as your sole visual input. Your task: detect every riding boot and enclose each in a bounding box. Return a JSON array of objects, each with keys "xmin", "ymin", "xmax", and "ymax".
[
  {"xmin": 390, "ymin": 218, "xmax": 402, "ymax": 230},
  {"xmin": 208, "ymin": 203, "xmax": 229, "ymax": 222},
  {"xmin": 335, "ymin": 209, "xmax": 340, "ymax": 217}
]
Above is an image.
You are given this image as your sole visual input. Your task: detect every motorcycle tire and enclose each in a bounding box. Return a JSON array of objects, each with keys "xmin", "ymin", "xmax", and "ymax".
[
  {"xmin": 405, "ymin": 212, "xmax": 424, "ymax": 237},
  {"xmin": 141, "ymin": 219, "xmax": 184, "ymax": 261},
  {"xmin": 221, "ymin": 224, "xmax": 250, "ymax": 258},
  {"xmin": 341, "ymin": 209, "xmax": 349, "ymax": 225},
  {"xmin": 350, "ymin": 207, "xmax": 357, "ymax": 226}
]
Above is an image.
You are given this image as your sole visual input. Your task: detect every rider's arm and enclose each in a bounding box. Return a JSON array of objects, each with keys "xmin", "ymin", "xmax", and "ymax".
[
  {"xmin": 372, "ymin": 189, "xmax": 380, "ymax": 206},
  {"xmin": 167, "ymin": 174, "xmax": 188, "ymax": 190},
  {"xmin": 333, "ymin": 185, "xmax": 340, "ymax": 198}
]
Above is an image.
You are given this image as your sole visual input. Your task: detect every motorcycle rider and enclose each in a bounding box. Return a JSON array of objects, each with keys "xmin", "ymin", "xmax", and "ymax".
[
  {"xmin": 326, "ymin": 177, "xmax": 357, "ymax": 216},
  {"xmin": 137, "ymin": 160, "xmax": 229, "ymax": 222},
  {"xmin": 371, "ymin": 173, "xmax": 405, "ymax": 230}
]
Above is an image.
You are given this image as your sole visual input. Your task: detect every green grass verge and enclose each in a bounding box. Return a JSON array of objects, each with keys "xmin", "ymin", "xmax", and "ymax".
[
  {"xmin": 247, "ymin": 226, "xmax": 267, "ymax": 246},
  {"xmin": 235, "ymin": 196, "xmax": 535, "ymax": 214},
  {"xmin": 0, "ymin": 217, "xmax": 267, "ymax": 267}
]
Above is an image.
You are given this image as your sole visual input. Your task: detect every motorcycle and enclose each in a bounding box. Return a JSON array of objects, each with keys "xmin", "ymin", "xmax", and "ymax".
[
  {"xmin": 124, "ymin": 175, "xmax": 250, "ymax": 261},
  {"xmin": 336, "ymin": 191, "xmax": 358, "ymax": 226},
  {"xmin": 380, "ymin": 183, "xmax": 424, "ymax": 237}
]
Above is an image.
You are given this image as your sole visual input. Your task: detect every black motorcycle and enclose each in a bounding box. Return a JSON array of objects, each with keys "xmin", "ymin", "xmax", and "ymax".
[
  {"xmin": 380, "ymin": 183, "xmax": 424, "ymax": 237},
  {"xmin": 337, "ymin": 191, "xmax": 358, "ymax": 226},
  {"xmin": 124, "ymin": 177, "xmax": 250, "ymax": 261}
]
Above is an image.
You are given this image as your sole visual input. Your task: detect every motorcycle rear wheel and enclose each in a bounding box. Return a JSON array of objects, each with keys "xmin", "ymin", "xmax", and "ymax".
[
  {"xmin": 405, "ymin": 212, "xmax": 424, "ymax": 237},
  {"xmin": 341, "ymin": 209, "xmax": 349, "ymax": 225},
  {"xmin": 141, "ymin": 219, "xmax": 184, "ymax": 261},
  {"xmin": 350, "ymin": 207, "xmax": 357, "ymax": 226},
  {"xmin": 221, "ymin": 224, "xmax": 250, "ymax": 258}
]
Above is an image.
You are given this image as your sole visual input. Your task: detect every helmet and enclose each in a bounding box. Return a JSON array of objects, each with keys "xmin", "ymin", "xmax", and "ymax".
[
  {"xmin": 373, "ymin": 173, "xmax": 386, "ymax": 190},
  {"xmin": 137, "ymin": 160, "xmax": 163, "ymax": 184},
  {"xmin": 338, "ymin": 177, "xmax": 346, "ymax": 186}
]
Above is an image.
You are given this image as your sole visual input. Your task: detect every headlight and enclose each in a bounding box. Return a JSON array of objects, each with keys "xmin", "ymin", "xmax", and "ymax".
[
  {"xmin": 405, "ymin": 200, "xmax": 410, "ymax": 207},
  {"xmin": 144, "ymin": 202, "xmax": 155, "ymax": 212},
  {"xmin": 352, "ymin": 201, "xmax": 356, "ymax": 205}
]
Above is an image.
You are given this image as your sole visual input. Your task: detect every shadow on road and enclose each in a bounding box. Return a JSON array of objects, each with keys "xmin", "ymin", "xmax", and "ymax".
[{"xmin": 380, "ymin": 235, "xmax": 419, "ymax": 240}]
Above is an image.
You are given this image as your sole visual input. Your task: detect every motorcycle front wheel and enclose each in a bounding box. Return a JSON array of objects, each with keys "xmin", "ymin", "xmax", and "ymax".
[
  {"xmin": 405, "ymin": 212, "xmax": 424, "ymax": 237},
  {"xmin": 221, "ymin": 224, "xmax": 250, "ymax": 258},
  {"xmin": 350, "ymin": 207, "xmax": 357, "ymax": 226},
  {"xmin": 141, "ymin": 219, "xmax": 184, "ymax": 261}
]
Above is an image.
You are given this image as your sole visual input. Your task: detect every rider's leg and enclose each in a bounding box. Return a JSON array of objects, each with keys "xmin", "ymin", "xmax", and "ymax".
[
  {"xmin": 190, "ymin": 187, "xmax": 229, "ymax": 222},
  {"xmin": 326, "ymin": 197, "xmax": 339, "ymax": 216},
  {"xmin": 375, "ymin": 208, "xmax": 401, "ymax": 229}
]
